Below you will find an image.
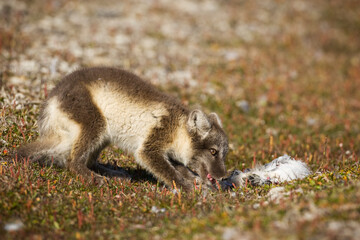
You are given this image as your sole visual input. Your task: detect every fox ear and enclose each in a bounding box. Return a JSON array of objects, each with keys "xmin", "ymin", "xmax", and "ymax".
[
  {"xmin": 187, "ymin": 109, "xmax": 211, "ymax": 137},
  {"xmin": 208, "ymin": 112, "xmax": 223, "ymax": 128}
]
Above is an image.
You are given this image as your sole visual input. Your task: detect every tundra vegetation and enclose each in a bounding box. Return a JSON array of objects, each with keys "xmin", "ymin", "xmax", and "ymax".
[{"xmin": 1, "ymin": 0, "xmax": 359, "ymax": 239}]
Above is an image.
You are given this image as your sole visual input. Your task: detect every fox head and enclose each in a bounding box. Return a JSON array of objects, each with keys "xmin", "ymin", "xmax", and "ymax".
[{"xmin": 186, "ymin": 110, "xmax": 229, "ymax": 181}]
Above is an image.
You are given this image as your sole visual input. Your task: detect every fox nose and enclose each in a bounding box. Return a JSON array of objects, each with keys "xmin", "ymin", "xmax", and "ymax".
[{"xmin": 210, "ymin": 165, "xmax": 226, "ymax": 179}]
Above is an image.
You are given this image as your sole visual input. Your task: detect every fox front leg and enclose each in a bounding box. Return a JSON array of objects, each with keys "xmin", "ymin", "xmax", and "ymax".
[{"xmin": 136, "ymin": 148, "xmax": 196, "ymax": 191}]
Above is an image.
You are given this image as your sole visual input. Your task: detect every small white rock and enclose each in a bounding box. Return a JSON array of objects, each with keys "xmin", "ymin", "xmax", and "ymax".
[
  {"xmin": 4, "ymin": 219, "xmax": 24, "ymax": 232},
  {"xmin": 151, "ymin": 206, "xmax": 166, "ymax": 214}
]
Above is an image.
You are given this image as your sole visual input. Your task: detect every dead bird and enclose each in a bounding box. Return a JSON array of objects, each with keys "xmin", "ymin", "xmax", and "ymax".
[{"xmin": 216, "ymin": 155, "xmax": 312, "ymax": 190}]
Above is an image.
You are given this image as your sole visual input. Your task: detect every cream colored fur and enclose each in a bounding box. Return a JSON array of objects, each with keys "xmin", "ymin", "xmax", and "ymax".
[
  {"xmin": 167, "ymin": 119, "xmax": 194, "ymax": 166},
  {"xmin": 38, "ymin": 97, "xmax": 81, "ymax": 167},
  {"xmin": 87, "ymin": 82, "xmax": 171, "ymax": 161}
]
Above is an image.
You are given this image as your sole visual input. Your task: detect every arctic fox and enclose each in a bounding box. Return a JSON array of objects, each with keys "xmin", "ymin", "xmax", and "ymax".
[{"xmin": 18, "ymin": 67, "xmax": 229, "ymax": 191}]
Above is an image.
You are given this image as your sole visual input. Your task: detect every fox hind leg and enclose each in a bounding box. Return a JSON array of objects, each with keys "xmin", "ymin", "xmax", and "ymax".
[{"xmin": 66, "ymin": 131, "xmax": 108, "ymax": 185}]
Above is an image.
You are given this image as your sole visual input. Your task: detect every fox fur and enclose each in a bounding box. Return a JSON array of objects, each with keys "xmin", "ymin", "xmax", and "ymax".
[{"xmin": 18, "ymin": 67, "xmax": 229, "ymax": 191}]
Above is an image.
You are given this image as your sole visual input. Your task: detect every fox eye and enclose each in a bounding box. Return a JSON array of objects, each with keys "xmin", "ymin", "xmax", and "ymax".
[{"xmin": 209, "ymin": 148, "xmax": 218, "ymax": 156}]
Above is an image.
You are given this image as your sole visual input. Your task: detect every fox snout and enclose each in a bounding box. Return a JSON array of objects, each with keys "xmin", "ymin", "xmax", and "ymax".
[{"xmin": 209, "ymin": 162, "xmax": 227, "ymax": 179}]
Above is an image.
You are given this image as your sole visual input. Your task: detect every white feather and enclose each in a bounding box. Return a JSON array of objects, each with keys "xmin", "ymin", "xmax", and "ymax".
[
  {"xmin": 251, "ymin": 155, "xmax": 311, "ymax": 184},
  {"xmin": 221, "ymin": 155, "xmax": 312, "ymax": 188}
]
